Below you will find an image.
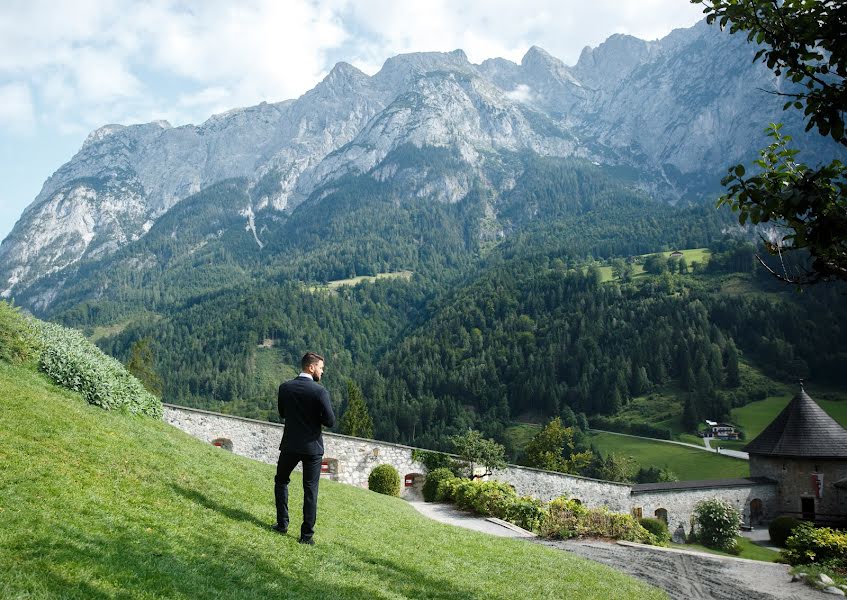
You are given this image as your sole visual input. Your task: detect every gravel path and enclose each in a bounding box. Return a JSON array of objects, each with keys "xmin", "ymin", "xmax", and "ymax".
[
  {"xmin": 409, "ymin": 500, "xmax": 827, "ymax": 599},
  {"xmin": 541, "ymin": 538, "xmax": 827, "ymax": 600}
]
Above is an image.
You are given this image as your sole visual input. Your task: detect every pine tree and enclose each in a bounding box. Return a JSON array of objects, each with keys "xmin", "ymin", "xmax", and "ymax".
[
  {"xmin": 339, "ymin": 380, "xmax": 374, "ymax": 439},
  {"xmin": 126, "ymin": 337, "xmax": 163, "ymax": 397}
]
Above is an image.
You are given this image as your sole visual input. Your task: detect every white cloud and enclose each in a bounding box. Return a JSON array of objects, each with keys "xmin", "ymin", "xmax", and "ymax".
[
  {"xmin": 0, "ymin": 82, "xmax": 35, "ymax": 133},
  {"xmin": 504, "ymin": 84, "xmax": 534, "ymax": 104}
]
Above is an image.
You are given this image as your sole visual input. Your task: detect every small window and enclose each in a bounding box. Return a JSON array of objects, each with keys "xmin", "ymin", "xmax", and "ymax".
[
  {"xmin": 632, "ymin": 507, "xmax": 643, "ymax": 519},
  {"xmin": 654, "ymin": 508, "xmax": 668, "ymax": 525},
  {"xmin": 211, "ymin": 438, "xmax": 233, "ymax": 452}
]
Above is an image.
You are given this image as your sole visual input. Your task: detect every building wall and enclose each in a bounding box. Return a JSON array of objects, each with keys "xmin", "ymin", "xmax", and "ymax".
[
  {"xmin": 750, "ymin": 455, "xmax": 847, "ymax": 524},
  {"xmin": 631, "ymin": 483, "xmax": 778, "ymax": 533}
]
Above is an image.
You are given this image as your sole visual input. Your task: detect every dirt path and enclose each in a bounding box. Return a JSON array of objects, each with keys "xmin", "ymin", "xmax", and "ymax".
[{"xmin": 539, "ymin": 538, "xmax": 827, "ymax": 600}]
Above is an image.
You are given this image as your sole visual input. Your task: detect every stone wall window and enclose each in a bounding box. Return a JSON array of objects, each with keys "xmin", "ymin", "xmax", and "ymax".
[
  {"xmin": 321, "ymin": 458, "xmax": 339, "ymax": 480},
  {"xmin": 211, "ymin": 438, "xmax": 233, "ymax": 451},
  {"xmin": 632, "ymin": 507, "xmax": 643, "ymax": 519},
  {"xmin": 654, "ymin": 508, "xmax": 668, "ymax": 525}
]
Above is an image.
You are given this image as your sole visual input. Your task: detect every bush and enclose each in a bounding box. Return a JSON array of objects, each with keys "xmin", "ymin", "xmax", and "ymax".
[
  {"xmin": 693, "ymin": 498, "xmax": 741, "ymax": 552},
  {"xmin": 541, "ymin": 497, "xmax": 657, "ymax": 544},
  {"xmin": 504, "ymin": 496, "xmax": 546, "ymax": 533},
  {"xmin": 454, "ymin": 480, "xmax": 516, "ymax": 516},
  {"xmin": 368, "ymin": 464, "xmax": 400, "ymax": 496},
  {"xmin": 435, "ymin": 475, "xmax": 461, "ymax": 502},
  {"xmin": 769, "ymin": 515, "xmax": 802, "ymax": 547},
  {"xmin": 783, "ymin": 523, "xmax": 847, "ymax": 567},
  {"xmin": 33, "ymin": 320, "xmax": 162, "ymax": 418},
  {"xmin": 422, "ymin": 467, "xmax": 456, "ymax": 502},
  {"xmin": 639, "ymin": 517, "xmax": 670, "ymax": 543},
  {"xmin": 0, "ymin": 301, "xmax": 38, "ymax": 365}
]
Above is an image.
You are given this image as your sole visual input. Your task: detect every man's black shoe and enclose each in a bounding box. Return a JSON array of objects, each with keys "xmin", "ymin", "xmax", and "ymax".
[
  {"xmin": 271, "ymin": 524, "xmax": 288, "ymax": 535},
  {"xmin": 298, "ymin": 538, "xmax": 315, "ymax": 545}
]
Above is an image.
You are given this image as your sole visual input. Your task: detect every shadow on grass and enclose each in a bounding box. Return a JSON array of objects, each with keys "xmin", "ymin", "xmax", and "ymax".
[
  {"xmin": 8, "ymin": 526, "xmax": 372, "ymax": 600},
  {"xmin": 169, "ymin": 483, "xmax": 270, "ymax": 530}
]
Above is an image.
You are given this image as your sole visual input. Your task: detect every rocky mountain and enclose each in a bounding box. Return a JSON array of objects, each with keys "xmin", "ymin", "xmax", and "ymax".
[{"xmin": 1, "ymin": 19, "xmax": 843, "ymax": 302}]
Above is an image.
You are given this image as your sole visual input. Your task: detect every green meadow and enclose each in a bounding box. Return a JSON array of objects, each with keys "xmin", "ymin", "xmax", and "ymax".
[
  {"xmin": 588, "ymin": 432, "xmax": 749, "ymax": 480},
  {"xmin": 0, "ymin": 360, "xmax": 665, "ymax": 600}
]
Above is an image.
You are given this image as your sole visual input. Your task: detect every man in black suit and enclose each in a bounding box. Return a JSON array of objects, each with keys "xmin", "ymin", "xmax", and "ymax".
[{"xmin": 273, "ymin": 351, "xmax": 336, "ymax": 544}]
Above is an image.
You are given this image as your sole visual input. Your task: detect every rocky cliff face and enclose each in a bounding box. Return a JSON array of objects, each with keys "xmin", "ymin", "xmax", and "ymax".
[{"xmin": 1, "ymin": 19, "xmax": 842, "ymax": 300}]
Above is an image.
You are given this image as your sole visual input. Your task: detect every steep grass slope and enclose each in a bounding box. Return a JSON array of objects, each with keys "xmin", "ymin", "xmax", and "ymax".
[{"xmin": 0, "ymin": 362, "xmax": 665, "ymax": 599}]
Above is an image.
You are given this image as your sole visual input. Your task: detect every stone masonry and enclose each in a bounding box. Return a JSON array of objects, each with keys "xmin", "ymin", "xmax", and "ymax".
[{"xmin": 164, "ymin": 404, "xmax": 774, "ymax": 528}]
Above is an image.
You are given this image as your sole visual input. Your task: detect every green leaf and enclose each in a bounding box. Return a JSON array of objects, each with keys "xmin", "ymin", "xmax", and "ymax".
[{"xmin": 735, "ymin": 165, "xmax": 746, "ymax": 178}]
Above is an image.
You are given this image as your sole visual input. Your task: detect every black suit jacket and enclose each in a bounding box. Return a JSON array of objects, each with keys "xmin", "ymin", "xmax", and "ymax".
[{"xmin": 278, "ymin": 376, "xmax": 336, "ymax": 455}]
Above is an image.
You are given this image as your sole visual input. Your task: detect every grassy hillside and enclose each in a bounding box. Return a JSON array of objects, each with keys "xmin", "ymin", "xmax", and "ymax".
[
  {"xmin": 588, "ymin": 432, "xmax": 750, "ymax": 480},
  {"xmin": 0, "ymin": 361, "xmax": 665, "ymax": 600}
]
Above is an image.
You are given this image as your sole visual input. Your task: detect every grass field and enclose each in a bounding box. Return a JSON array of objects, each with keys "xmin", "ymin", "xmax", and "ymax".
[
  {"xmin": 308, "ymin": 270, "xmax": 414, "ymax": 293},
  {"xmin": 0, "ymin": 360, "xmax": 665, "ymax": 600},
  {"xmin": 671, "ymin": 537, "xmax": 780, "ymax": 562},
  {"xmin": 596, "ymin": 248, "xmax": 712, "ymax": 282},
  {"xmin": 588, "ymin": 432, "xmax": 749, "ymax": 480},
  {"xmin": 731, "ymin": 388, "xmax": 847, "ymax": 443}
]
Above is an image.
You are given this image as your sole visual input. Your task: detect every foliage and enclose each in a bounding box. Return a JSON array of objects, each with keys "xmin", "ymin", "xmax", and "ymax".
[
  {"xmin": 411, "ymin": 449, "xmax": 462, "ymax": 476},
  {"xmin": 783, "ymin": 522, "xmax": 847, "ymax": 567},
  {"xmin": 422, "ymin": 467, "xmax": 456, "ymax": 502},
  {"xmin": 540, "ymin": 497, "xmax": 659, "ymax": 545},
  {"xmin": 33, "ymin": 320, "xmax": 162, "ymax": 418},
  {"xmin": 717, "ymin": 124, "xmax": 847, "ymax": 283},
  {"xmin": 696, "ymin": 0, "xmax": 847, "ymax": 284},
  {"xmin": 523, "ymin": 417, "xmax": 593, "ymax": 474},
  {"xmin": 639, "ymin": 518, "xmax": 671, "ymax": 543},
  {"xmin": 367, "ymin": 464, "xmax": 400, "ymax": 497},
  {"xmin": 634, "ymin": 466, "xmax": 679, "ymax": 484},
  {"xmin": 338, "ymin": 380, "xmax": 374, "ymax": 438},
  {"xmin": 430, "ymin": 476, "xmax": 549, "ymax": 533},
  {"xmin": 769, "ymin": 515, "xmax": 802, "ymax": 547},
  {"xmin": 125, "ymin": 337, "xmax": 163, "ymax": 397},
  {"xmin": 581, "ymin": 452, "xmax": 637, "ymax": 483},
  {"xmin": 693, "ymin": 498, "xmax": 742, "ymax": 553},
  {"xmin": 0, "ymin": 301, "xmax": 38, "ymax": 364},
  {"xmin": 453, "ymin": 479, "xmax": 517, "ymax": 517},
  {"xmin": 449, "ymin": 429, "xmax": 506, "ymax": 477}
]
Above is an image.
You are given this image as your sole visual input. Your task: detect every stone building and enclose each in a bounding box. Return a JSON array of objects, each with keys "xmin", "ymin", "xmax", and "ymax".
[{"xmin": 744, "ymin": 385, "xmax": 847, "ymax": 526}]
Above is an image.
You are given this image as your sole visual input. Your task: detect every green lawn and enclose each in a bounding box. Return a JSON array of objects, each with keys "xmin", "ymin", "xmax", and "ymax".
[
  {"xmin": 589, "ymin": 432, "xmax": 749, "ymax": 480},
  {"xmin": 672, "ymin": 536, "xmax": 780, "ymax": 562},
  {"xmin": 0, "ymin": 361, "xmax": 665, "ymax": 599}
]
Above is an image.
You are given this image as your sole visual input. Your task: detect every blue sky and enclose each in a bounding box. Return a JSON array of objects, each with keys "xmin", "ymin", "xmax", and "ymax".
[{"xmin": 0, "ymin": 0, "xmax": 705, "ymax": 241}]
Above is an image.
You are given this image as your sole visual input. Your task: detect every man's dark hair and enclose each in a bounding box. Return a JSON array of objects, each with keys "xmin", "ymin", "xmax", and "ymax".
[{"xmin": 301, "ymin": 352, "xmax": 324, "ymax": 371}]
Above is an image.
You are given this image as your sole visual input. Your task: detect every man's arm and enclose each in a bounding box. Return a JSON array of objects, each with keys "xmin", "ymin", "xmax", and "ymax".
[
  {"xmin": 277, "ymin": 384, "xmax": 286, "ymax": 421},
  {"xmin": 319, "ymin": 388, "xmax": 335, "ymax": 428}
]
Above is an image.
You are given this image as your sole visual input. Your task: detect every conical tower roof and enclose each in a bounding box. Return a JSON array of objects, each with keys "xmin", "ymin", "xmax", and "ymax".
[{"xmin": 744, "ymin": 385, "xmax": 847, "ymax": 458}]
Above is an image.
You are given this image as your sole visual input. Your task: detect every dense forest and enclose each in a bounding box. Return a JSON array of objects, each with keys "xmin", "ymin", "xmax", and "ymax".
[{"xmin": 22, "ymin": 152, "xmax": 847, "ymax": 454}]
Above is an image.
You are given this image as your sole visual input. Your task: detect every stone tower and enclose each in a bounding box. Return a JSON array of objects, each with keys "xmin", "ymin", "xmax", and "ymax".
[{"xmin": 744, "ymin": 384, "xmax": 847, "ymax": 525}]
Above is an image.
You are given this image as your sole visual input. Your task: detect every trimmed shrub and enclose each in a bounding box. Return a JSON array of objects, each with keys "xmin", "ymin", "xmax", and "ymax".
[
  {"xmin": 32, "ymin": 320, "xmax": 162, "ymax": 418},
  {"xmin": 639, "ymin": 517, "xmax": 670, "ymax": 543},
  {"xmin": 769, "ymin": 515, "xmax": 802, "ymax": 547},
  {"xmin": 0, "ymin": 301, "xmax": 38, "ymax": 365},
  {"xmin": 783, "ymin": 523, "xmax": 847, "ymax": 567},
  {"xmin": 693, "ymin": 498, "xmax": 741, "ymax": 553},
  {"xmin": 422, "ymin": 467, "xmax": 456, "ymax": 502},
  {"xmin": 368, "ymin": 464, "xmax": 400, "ymax": 496}
]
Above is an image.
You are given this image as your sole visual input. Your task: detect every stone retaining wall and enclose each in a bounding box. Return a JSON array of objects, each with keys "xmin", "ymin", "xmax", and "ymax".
[{"xmin": 163, "ymin": 404, "xmax": 772, "ymax": 525}]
